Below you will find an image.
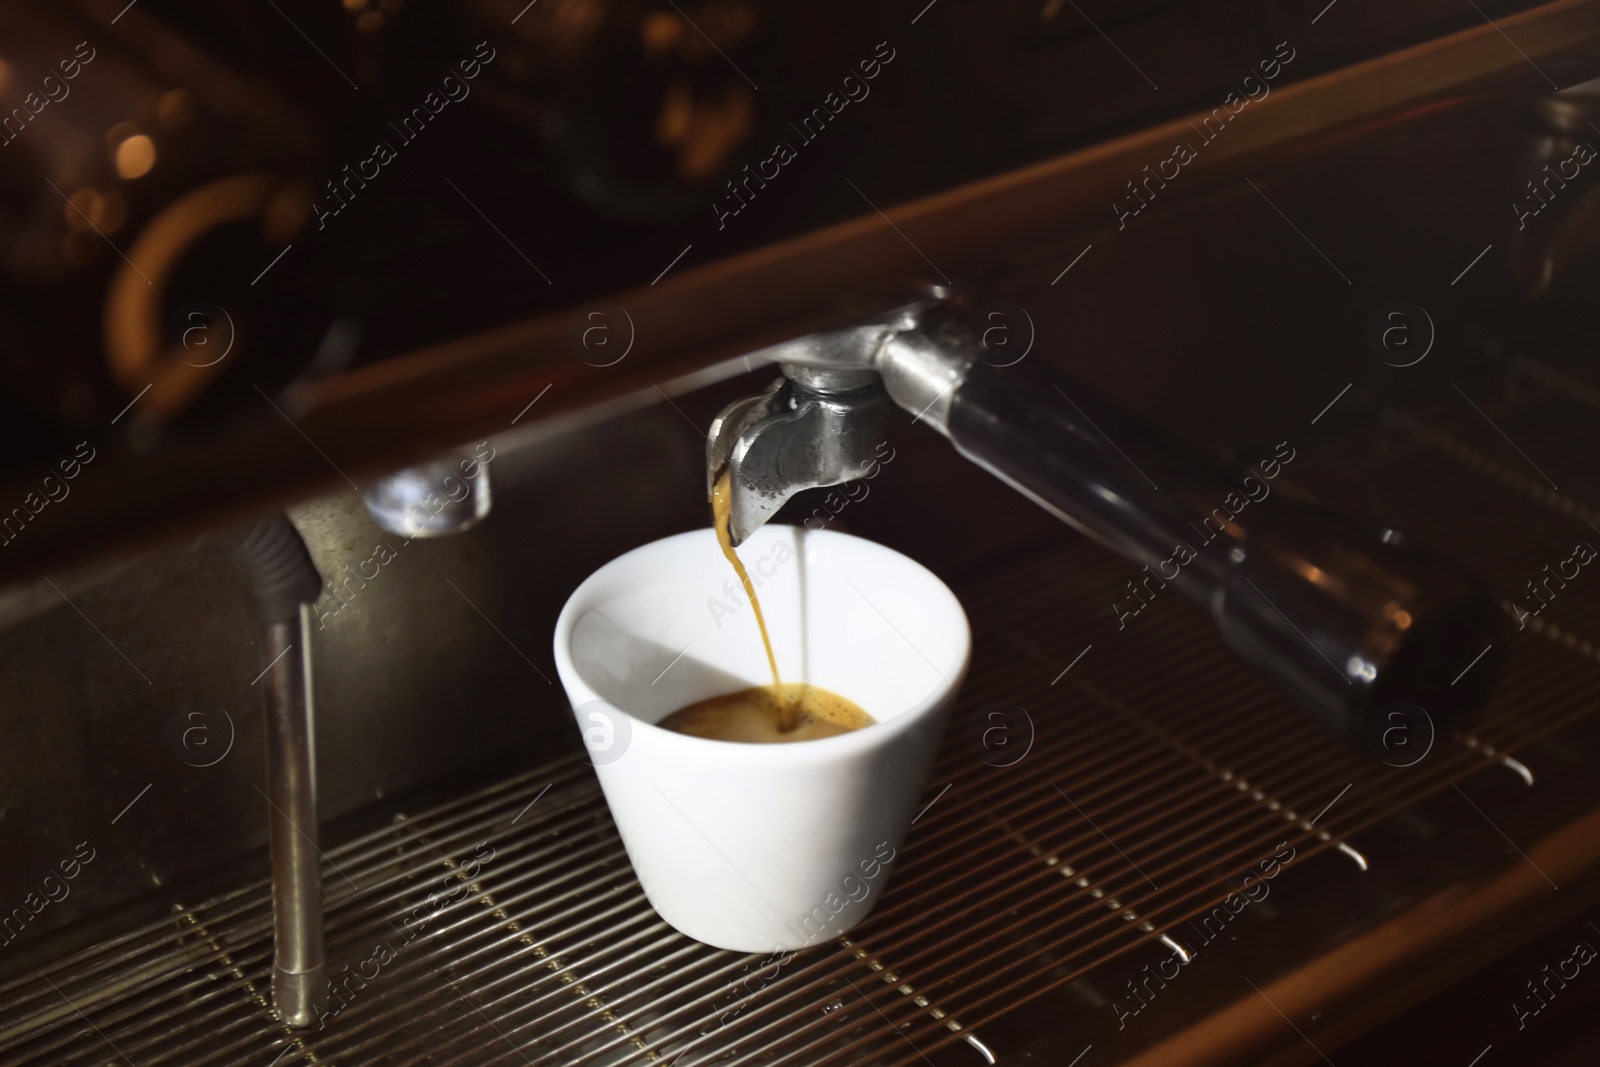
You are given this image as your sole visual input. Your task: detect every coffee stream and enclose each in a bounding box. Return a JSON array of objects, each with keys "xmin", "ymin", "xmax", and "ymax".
[
  {"xmin": 657, "ymin": 470, "xmax": 875, "ymax": 743},
  {"xmin": 710, "ymin": 469, "xmax": 786, "ymax": 715}
]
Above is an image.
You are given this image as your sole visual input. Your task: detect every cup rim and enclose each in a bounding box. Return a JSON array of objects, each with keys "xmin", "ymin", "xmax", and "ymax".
[{"xmin": 553, "ymin": 525, "xmax": 971, "ymax": 766}]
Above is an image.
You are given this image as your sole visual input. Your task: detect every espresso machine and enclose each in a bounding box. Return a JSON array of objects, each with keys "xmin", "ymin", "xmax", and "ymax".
[{"xmin": 2, "ymin": 1, "xmax": 1600, "ymax": 1064}]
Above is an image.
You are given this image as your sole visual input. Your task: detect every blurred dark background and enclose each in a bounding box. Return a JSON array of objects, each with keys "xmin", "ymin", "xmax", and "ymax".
[{"xmin": 0, "ymin": 0, "xmax": 1581, "ymax": 457}]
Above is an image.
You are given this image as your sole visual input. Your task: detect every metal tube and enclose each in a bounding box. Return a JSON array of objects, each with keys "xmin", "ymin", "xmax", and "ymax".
[{"xmin": 261, "ymin": 604, "xmax": 326, "ymax": 1027}]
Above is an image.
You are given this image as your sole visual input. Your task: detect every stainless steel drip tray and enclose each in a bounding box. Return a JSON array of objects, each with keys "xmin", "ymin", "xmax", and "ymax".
[
  {"xmin": 0, "ymin": 760, "xmax": 965, "ymax": 1067},
  {"xmin": 2, "ymin": 537, "xmax": 1599, "ymax": 1067}
]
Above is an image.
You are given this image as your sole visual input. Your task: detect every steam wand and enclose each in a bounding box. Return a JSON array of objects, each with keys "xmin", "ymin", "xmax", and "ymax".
[{"xmin": 211, "ymin": 515, "xmax": 326, "ymax": 1027}]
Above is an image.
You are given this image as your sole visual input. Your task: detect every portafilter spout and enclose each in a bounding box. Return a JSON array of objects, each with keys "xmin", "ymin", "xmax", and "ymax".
[
  {"xmin": 708, "ymin": 371, "xmax": 891, "ymax": 544},
  {"xmin": 707, "ymin": 299, "xmax": 1505, "ymax": 744}
]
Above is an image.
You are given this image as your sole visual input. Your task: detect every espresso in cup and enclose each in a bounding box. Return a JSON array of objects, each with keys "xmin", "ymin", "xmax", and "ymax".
[
  {"xmin": 659, "ymin": 683, "xmax": 874, "ymax": 742},
  {"xmin": 664, "ymin": 472, "xmax": 875, "ymax": 744}
]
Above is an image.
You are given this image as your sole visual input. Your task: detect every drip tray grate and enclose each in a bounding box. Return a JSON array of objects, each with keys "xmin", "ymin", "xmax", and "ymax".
[{"xmin": 1, "ymin": 539, "xmax": 1597, "ymax": 1067}]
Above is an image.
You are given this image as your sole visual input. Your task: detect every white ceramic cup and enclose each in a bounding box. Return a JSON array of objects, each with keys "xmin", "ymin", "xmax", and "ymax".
[{"xmin": 553, "ymin": 525, "xmax": 970, "ymax": 953}]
